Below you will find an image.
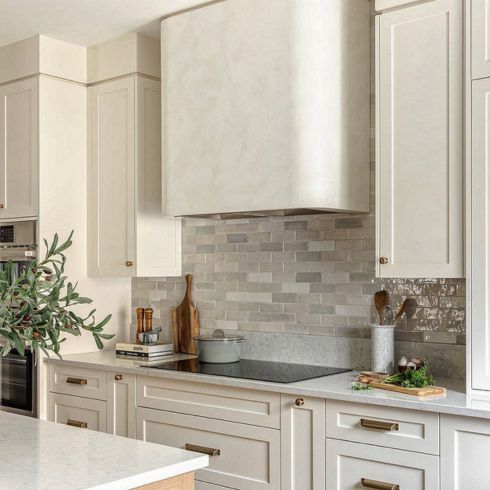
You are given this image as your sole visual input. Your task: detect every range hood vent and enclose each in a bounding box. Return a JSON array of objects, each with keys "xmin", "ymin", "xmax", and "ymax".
[{"xmin": 161, "ymin": 0, "xmax": 371, "ymax": 219}]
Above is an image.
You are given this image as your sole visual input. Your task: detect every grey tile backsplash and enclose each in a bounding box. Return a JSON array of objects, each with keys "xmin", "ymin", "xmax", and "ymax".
[{"xmin": 132, "ymin": 212, "xmax": 465, "ymax": 345}]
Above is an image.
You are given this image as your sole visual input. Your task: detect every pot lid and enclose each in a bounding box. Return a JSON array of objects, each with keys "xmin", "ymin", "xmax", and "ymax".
[{"xmin": 194, "ymin": 329, "xmax": 245, "ymax": 342}]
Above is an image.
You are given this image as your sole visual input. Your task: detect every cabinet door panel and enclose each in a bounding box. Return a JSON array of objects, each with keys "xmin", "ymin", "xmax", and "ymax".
[
  {"xmin": 471, "ymin": 78, "xmax": 490, "ymax": 390},
  {"xmin": 107, "ymin": 372, "xmax": 136, "ymax": 438},
  {"xmin": 441, "ymin": 415, "xmax": 490, "ymax": 489},
  {"xmin": 376, "ymin": 0, "xmax": 463, "ymax": 277},
  {"xmin": 472, "ymin": 0, "xmax": 490, "ymax": 79},
  {"xmin": 281, "ymin": 395, "xmax": 325, "ymax": 490},
  {"xmin": 88, "ymin": 77, "xmax": 135, "ymax": 276},
  {"xmin": 326, "ymin": 439, "xmax": 439, "ymax": 490},
  {"xmin": 0, "ymin": 79, "xmax": 38, "ymax": 219}
]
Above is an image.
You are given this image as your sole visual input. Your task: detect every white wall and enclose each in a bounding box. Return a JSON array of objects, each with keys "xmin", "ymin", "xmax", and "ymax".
[{"xmin": 37, "ymin": 76, "xmax": 131, "ymax": 418}]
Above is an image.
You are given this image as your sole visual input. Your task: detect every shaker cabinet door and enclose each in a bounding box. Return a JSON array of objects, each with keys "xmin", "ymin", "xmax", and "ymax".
[
  {"xmin": 0, "ymin": 78, "xmax": 38, "ymax": 219},
  {"xmin": 281, "ymin": 395, "xmax": 325, "ymax": 490},
  {"xmin": 107, "ymin": 372, "xmax": 136, "ymax": 438},
  {"xmin": 441, "ymin": 415, "xmax": 490, "ymax": 489},
  {"xmin": 376, "ymin": 0, "xmax": 463, "ymax": 278},
  {"xmin": 472, "ymin": 0, "xmax": 490, "ymax": 79},
  {"xmin": 471, "ymin": 78, "xmax": 490, "ymax": 391},
  {"xmin": 88, "ymin": 77, "xmax": 135, "ymax": 277}
]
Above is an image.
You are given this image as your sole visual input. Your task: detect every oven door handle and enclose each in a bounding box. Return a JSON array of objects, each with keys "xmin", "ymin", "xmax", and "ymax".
[{"xmin": 3, "ymin": 359, "xmax": 27, "ymax": 366}]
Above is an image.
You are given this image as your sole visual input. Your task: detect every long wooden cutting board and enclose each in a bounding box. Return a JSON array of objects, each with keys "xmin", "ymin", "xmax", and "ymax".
[
  {"xmin": 172, "ymin": 274, "xmax": 199, "ymax": 354},
  {"xmin": 368, "ymin": 380, "xmax": 446, "ymax": 397}
]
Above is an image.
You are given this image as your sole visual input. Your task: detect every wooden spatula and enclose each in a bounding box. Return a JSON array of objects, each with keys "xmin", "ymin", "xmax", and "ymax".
[
  {"xmin": 394, "ymin": 298, "xmax": 410, "ymax": 325},
  {"xmin": 172, "ymin": 274, "xmax": 200, "ymax": 354},
  {"xmin": 374, "ymin": 290, "xmax": 388, "ymax": 325}
]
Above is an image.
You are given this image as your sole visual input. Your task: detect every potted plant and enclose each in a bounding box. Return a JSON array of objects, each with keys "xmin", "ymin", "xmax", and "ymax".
[{"xmin": 0, "ymin": 231, "xmax": 113, "ymax": 357}]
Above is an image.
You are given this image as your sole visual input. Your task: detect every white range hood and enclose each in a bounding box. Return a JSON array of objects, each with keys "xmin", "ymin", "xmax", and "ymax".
[{"xmin": 161, "ymin": 0, "xmax": 371, "ymax": 219}]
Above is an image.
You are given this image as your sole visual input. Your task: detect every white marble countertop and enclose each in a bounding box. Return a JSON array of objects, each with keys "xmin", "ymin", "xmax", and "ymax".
[
  {"xmin": 46, "ymin": 350, "xmax": 490, "ymax": 420},
  {"xmin": 0, "ymin": 411, "xmax": 207, "ymax": 490}
]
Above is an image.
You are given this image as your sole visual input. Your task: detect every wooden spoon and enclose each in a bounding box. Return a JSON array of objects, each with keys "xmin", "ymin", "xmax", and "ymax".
[
  {"xmin": 374, "ymin": 290, "xmax": 388, "ymax": 325},
  {"xmin": 394, "ymin": 298, "xmax": 410, "ymax": 324}
]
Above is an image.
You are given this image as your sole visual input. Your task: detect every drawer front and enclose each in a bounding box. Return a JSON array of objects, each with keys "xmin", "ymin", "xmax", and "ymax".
[
  {"xmin": 137, "ymin": 407, "xmax": 280, "ymax": 490},
  {"xmin": 49, "ymin": 393, "xmax": 107, "ymax": 432},
  {"xmin": 49, "ymin": 364, "xmax": 107, "ymax": 400},
  {"xmin": 137, "ymin": 376, "xmax": 280, "ymax": 428},
  {"xmin": 326, "ymin": 439, "xmax": 439, "ymax": 490},
  {"xmin": 326, "ymin": 400, "xmax": 439, "ymax": 455}
]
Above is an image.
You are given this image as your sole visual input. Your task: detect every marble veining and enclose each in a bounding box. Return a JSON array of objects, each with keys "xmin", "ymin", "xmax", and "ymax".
[
  {"xmin": 0, "ymin": 411, "xmax": 207, "ymax": 490},
  {"xmin": 47, "ymin": 351, "xmax": 490, "ymax": 420}
]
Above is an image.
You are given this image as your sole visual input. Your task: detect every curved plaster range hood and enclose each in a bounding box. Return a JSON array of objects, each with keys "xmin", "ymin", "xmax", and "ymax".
[{"xmin": 161, "ymin": 0, "xmax": 371, "ymax": 219}]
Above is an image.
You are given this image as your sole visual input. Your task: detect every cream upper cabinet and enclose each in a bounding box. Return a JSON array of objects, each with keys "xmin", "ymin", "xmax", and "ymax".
[
  {"xmin": 281, "ymin": 395, "xmax": 325, "ymax": 490},
  {"xmin": 88, "ymin": 75, "xmax": 181, "ymax": 277},
  {"xmin": 376, "ymin": 0, "xmax": 464, "ymax": 278},
  {"xmin": 0, "ymin": 78, "xmax": 38, "ymax": 219},
  {"xmin": 472, "ymin": 0, "xmax": 490, "ymax": 79},
  {"xmin": 441, "ymin": 415, "xmax": 490, "ymax": 489},
  {"xmin": 470, "ymin": 78, "xmax": 490, "ymax": 391}
]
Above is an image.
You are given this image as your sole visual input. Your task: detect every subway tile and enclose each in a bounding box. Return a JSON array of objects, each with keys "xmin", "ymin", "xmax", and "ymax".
[{"xmin": 296, "ymin": 272, "xmax": 322, "ymax": 283}]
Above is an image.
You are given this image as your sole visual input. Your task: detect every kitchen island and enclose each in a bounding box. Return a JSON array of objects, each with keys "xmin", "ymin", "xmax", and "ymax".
[{"xmin": 0, "ymin": 411, "xmax": 207, "ymax": 490}]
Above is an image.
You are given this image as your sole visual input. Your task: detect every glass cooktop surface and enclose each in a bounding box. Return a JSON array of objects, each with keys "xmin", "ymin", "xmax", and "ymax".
[{"xmin": 147, "ymin": 358, "xmax": 351, "ymax": 383}]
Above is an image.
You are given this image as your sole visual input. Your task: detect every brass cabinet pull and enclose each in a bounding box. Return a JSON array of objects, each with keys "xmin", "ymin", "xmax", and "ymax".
[
  {"xmin": 67, "ymin": 419, "xmax": 88, "ymax": 429},
  {"xmin": 361, "ymin": 478, "xmax": 399, "ymax": 490},
  {"xmin": 379, "ymin": 257, "xmax": 389, "ymax": 264},
  {"xmin": 360, "ymin": 418, "xmax": 399, "ymax": 431},
  {"xmin": 295, "ymin": 398, "xmax": 305, "ymax": 407},
  {"xmin": 125, "ymin": 260, "xmax": 133, "ymax": 267},
  {"xmin": 185, "ymin": 443, "xmax": 220, "ymax": 456},
  {"xmin": 66, "ymin": 377, "xmax": 87, "ymax": 385},
  {"xmin": 114, "ymin": 374, "xmax": 123, "ymax": 381}
]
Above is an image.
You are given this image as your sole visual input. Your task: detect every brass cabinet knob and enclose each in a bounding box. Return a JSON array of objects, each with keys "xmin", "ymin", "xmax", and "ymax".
[
  {"xmin": 114, "ymin": 374, "xmax": 123, "ymax": 381},
  {"xmin": 125, "ymin": 260, "xmax": 133, "ymax": 267},
  {"xmin": 0, "ymin": 204, "xmax": 4, "ymax": 209},
  {"xmin": 295, "ymin": 398, "xmax": 305, "ymax": 407},
  {"xmin": 379, "ymin": 257, "xmax": 389, "ymax": 265}
]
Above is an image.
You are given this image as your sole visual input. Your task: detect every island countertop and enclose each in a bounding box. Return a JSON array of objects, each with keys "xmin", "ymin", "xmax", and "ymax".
[
  {"xmin": 0, "ymin": 411, "xmax": 207, "ymax": 490},
  {"xmin": 45, "ymin": 350, "xmax": 490, "ymax": 420}
]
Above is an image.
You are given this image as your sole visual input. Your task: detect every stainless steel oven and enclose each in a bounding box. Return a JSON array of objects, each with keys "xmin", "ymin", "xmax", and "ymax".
[
  {"xmin": 0, "ymin": 348, "xmax": 36, "ymax": 417},
  {"xmin": 0, "ymin": 220, "xmax": 37, "ymax": 417}
]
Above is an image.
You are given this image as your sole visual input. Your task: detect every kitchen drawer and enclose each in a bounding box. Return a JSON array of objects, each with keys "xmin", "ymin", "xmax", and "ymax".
[
  {"xmin": 326, "ymin": 439, "xmax": 439, "ymax": 490},
  {"xmin": 49, "ymin": 393, "xmax": 107, "ymax": 432},
  {"xmin": 325, "ymin": 400, "xmax": 439, "ymax": 455},
  {"xmin": 136, "ymin": 407, "xmax": 280, "ymax": 490},
  {"xmin": 136, "ymin": 376, "xmax": 280, "ymax": 428},
  {"xmin": 49, "ymin": 364, "xmax": 107, "ymax": 400}
]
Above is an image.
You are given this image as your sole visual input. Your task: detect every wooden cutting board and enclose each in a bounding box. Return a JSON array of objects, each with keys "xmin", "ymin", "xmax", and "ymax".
[
  {"xmin": 368, "ymin": 380, "xmax": 446, "ymax": 397},
  {"xmin": 358, "ymin": 372, "xmax": 446, "ymax": 397},
  {"xmin": 172, "ymin": 274, "xmax": 199, "ymax": 354}
]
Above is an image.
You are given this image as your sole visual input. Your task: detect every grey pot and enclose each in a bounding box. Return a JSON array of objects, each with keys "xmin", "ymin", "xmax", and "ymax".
[{"xmin": 194, "ymin": 329, "xmax": 246, "ymax": 363}]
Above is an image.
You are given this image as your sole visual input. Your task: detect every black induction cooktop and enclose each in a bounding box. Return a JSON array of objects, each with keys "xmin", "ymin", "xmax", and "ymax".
[{"xmin": 147, "ymin": 358, "xmax": 351, "ymax": 383}]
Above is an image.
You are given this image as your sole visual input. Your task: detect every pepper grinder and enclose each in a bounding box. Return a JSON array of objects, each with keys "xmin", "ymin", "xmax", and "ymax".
[
  {"xmin": 136, "ymin": 308, "xmax": 144, "ymax": 343},
  {"xmin": 144, "ymin": 308, "xmax": 154, "ymax": 333}
]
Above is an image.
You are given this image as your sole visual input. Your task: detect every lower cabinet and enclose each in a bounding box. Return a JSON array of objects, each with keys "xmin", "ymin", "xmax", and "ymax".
[
  {"xmin": 441, "ymin": 414, "xmax": 490, "ymax": 490},
  {"xmin": 49, "ymin": 393, "xmax": 107, "ymax": 432},
  {"xmin": 107, "ymin": 372, "xmax": 136, "ymax": 438},
  {"xmin": 281, "ymin": 395, "xmax": 325, "ymax": 490},
  {"xmin": 325, "ymin": 439, "xmax": 439, "ymax": 490},
  {"xmin": 136, "ymin": 407, "xmax": 281, "ymax": 490}
]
